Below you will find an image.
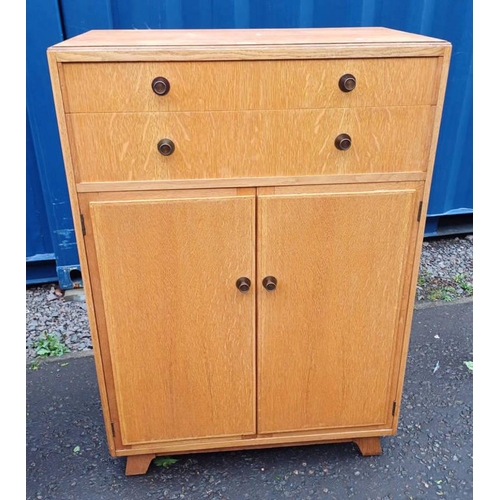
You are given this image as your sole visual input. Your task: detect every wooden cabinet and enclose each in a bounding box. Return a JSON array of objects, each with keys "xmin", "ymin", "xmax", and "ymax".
[{"xmin": 48, "ymin": 27, "xmax": 451, "ymax": 475}]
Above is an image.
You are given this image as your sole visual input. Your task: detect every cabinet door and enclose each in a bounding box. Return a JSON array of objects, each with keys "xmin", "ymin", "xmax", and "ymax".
[
  {"xmin": 257, "ymin": 183, "xmax": 421, "ymax": 434},
  {"xmin": 84, "ymin": 190, "xmax": 255, "ymax": 445}
]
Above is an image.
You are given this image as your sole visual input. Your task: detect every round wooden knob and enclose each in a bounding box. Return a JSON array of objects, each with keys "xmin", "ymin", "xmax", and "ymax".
[
  {"xmin": 152, "ymin": 77, "xmax": 170, "ymax": 96},
  {"xmin": 236, "ymin": 277, "xmax": 251, "ymax": 293},
  {"xmin": 157, "ymin": 138, "xmax": 175, "ymax": 156},
  {"xmin": 335, "ymin": 134, "xmax": 352, "ymax": 151},
  {"xmin": 339, "ymin": 74, "xmax": 356, "ymax": 92},
  {"xmin": 262, "ymin": 276, "xmax": 277, "ymax": 291}
]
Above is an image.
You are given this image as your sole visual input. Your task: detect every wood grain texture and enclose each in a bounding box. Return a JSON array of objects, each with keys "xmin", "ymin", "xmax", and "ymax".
[
  {"xmin": 62, "ymin": 58, "xmax": 440, "ymax": 113},
  {"xmin": 51, "ymin": 27, "xmax": 446, "ymax": 48},
  {"xmin": 353, "ymin": 437, "xmax": 382, "ymax": 456},
  {"xmin": 75, "ymin": 172, "xmax": 427, "ymax": 193},
  {"xmin": 267, "ymin": 182, "xmax": 423, "ymax": 434},
  {"xmin": 390, "ymin": 48, "xmax": 452, "ymax": 431},
  {"xmin": 58, "ymin": 56, "xmax": 129, "ymax": 450},
  {"xmin": 268, "ymin": 181, "xmax": 421, "ymax": 196},
  {"xmin": 48, "ymin": 26, "xmax": 449, "ymax": 64},
  {"xmin": 51, "ymin": 44, "xmax": 449, "ymax": 63},
  {"xmin": 81, "ymin": 187, "xmax": 243, "ymax": 202},
  {"xmin": 88, "ymin": 192, "xmax": 256, "ymax": 445},
  {"xmin": 257, "ymin": 183, "xmax": 418, "ymax": 433},
  {"xmin": 68, "ymin": 107, "xmax": 435, "ymax": 183},
  {"xmin": 125, "ymin": 454, "xmax": 156, "ymax": 476},
  {"xmin": 118, "ymin": 425, "xmax": 393, "ymax": 456},
  {"xmin": 47, "ymin": 54, "xmax": 120, "ymax": 455},
  {"xmin": 47, "ymin": 28, "xmax": 451, "ymax": 464},
  {"xmin": 78, "ymin": 188, "xmax": 244, "ymax": 451}
]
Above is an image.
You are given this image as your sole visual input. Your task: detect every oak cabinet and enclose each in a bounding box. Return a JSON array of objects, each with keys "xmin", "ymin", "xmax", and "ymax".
[{"xmin": 48, "ymin": 27, "xmax": 450, "ymax": 475}]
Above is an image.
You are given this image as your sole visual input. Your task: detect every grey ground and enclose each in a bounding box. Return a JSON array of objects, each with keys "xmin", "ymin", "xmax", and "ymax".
[
  {"xmin": 416, "ymin": 236, "xmax": 472, "ymax": 302},
  {"xmin": 26, "ymin": 301, "xmax": 472, "ymax": 500},
  {"xmin": 26, "ymin": 236, "xmax": 473, "ymax": 360}
]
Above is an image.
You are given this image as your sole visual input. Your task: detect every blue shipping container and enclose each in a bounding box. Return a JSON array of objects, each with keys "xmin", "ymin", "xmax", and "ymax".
[{"xmin": 26, "ymin": 0, "xmax": 472, "ymax": 287}]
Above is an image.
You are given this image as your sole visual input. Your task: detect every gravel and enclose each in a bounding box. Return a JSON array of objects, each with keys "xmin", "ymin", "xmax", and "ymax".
[
  {"xmin": 26, "ymin": 285, "xmax": 91, "ymax": 360},
  {"xmin": 417, "ymin": 235, "xmax": 473, "ymax": 302},
  {"xmin": 26, "ymin": 235, "xmax": 473, "ymax": 359}
]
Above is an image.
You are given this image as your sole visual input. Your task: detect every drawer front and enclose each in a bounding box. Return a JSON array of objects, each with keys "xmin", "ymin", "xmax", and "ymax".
[
  {"xmin": 69, "ymin": 107, "xmax": 435, "ymax": 183},
  {"xmin": 62, "ymin": 58, "xmax": 441, "ymax": 113}
]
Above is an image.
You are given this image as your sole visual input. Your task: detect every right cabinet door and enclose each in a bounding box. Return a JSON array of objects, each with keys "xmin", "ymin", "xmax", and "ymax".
[{"xmin": 257, "ymin": 183, "xmax": 422, "ymax": 434}]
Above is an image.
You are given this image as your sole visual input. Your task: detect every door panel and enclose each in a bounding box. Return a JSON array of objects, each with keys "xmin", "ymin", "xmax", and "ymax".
[
  {"xmin": 257, "ymin": 184, "xmax": 419, "ymax": 433},
  {"xmin": 88, "ymin": 192, "xmax": 255, "ymax": 445}
]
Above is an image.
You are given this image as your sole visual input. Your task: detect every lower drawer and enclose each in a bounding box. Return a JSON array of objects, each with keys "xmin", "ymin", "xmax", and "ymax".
[{"xmin": 68, "ymin": 107, "xmax": 435, "ymax": 183}]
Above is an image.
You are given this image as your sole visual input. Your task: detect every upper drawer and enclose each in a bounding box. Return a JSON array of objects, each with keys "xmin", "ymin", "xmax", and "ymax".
[{"xmin": 62, "ymin": 58, "xmax": 441, "ymax": 113}]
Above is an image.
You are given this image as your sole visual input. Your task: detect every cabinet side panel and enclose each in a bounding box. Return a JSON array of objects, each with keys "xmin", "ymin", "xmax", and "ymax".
[
  {"xmin": 391, "ymin": 48, "xmax": 452, "ymax": 428},
  {"xmin": 47, "ymin": 55, "xmax": 117, "ymax": 454}
]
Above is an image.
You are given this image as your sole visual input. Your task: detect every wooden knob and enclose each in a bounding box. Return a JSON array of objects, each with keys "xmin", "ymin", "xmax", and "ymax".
[
  {"xmin": 339, "ymin": 74, "xmax": 356, "ymax": 92},
  {"xmin": 157, "ymin": 138, "xmax": 175, "ymax": 156},
  {"xmin": 335, "ymin": 134, "xmax": 352, "ymax": 151},
  {"xmin": 236, "ymin": 277, "xmax": 251, "ymax": 293},
  {"xmin": 262, "ymin": 276, "xmax": 277, "ymax": 291},
  {"xmin": 152, "ymin": 77, "xmax": 170, "ymax": 96}
]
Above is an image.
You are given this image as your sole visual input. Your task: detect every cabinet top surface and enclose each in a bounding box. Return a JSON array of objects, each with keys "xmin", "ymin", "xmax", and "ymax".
[{"xmin": 50, "ymin": 27, "xmax": 447, "ymax": 50}]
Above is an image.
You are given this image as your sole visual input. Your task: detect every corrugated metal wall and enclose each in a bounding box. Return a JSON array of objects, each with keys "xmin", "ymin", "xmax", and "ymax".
[
  {"xmin": 27, "ymin": 0, "xmax": 83, "ymax": 288},
  {"xmin": 27, "ymin": 0, "xmax": 472, "ymax": 287}
]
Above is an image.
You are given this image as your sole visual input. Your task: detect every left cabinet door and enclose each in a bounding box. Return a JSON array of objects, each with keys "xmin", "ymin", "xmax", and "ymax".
[{"xmin": 80, "ymin": 190, "xmax": 256, "ymax": 446}]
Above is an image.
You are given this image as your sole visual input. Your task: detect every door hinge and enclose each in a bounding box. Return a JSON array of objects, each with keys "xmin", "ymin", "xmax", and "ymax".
[
  {"xmin": 417, "ymin": 201, "xmax": 423, "ymax": 222},
  {"xmin": 111, "ymin": 422, "xmax": 116, "ymax": 437},
  {"xmin": 80, "ymin": 214, "xmax": 86, "ymax": 236},
  {"xmin": 392, "ymin": 401, "xmax": 397, "ymax": 416}
]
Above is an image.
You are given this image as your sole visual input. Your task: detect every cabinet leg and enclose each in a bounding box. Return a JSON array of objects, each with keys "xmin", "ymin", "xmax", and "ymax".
[
  {"xmin": 125, "ymin": 454, "xmax": 156, "ymax": 476},
  {"xmin": 353, "ymin": 437, "xmax": 382, "ymax": 456}
]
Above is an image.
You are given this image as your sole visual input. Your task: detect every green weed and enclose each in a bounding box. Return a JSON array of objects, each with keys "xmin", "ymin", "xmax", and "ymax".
[
  {"xmin": 417, "ymin": 270, "xmax": 431, "ymax": 286},
  {"xmin": 154, "ymin": 456, "xmax": 178, "ymax": 468},
  {"xmin": 454, "ymin": 274, "xmax": 473, "ymax": 294},
  {"xmin": 33, "ymin": 332, "xmax": 69, "ymax": 358},
  {"xmin": 463, "ymin": 361, "xmax": 473, "ymax": 372},
  {"xmin": 428, "ymin": 287, "xmax": 456, "ymax": 302}
]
